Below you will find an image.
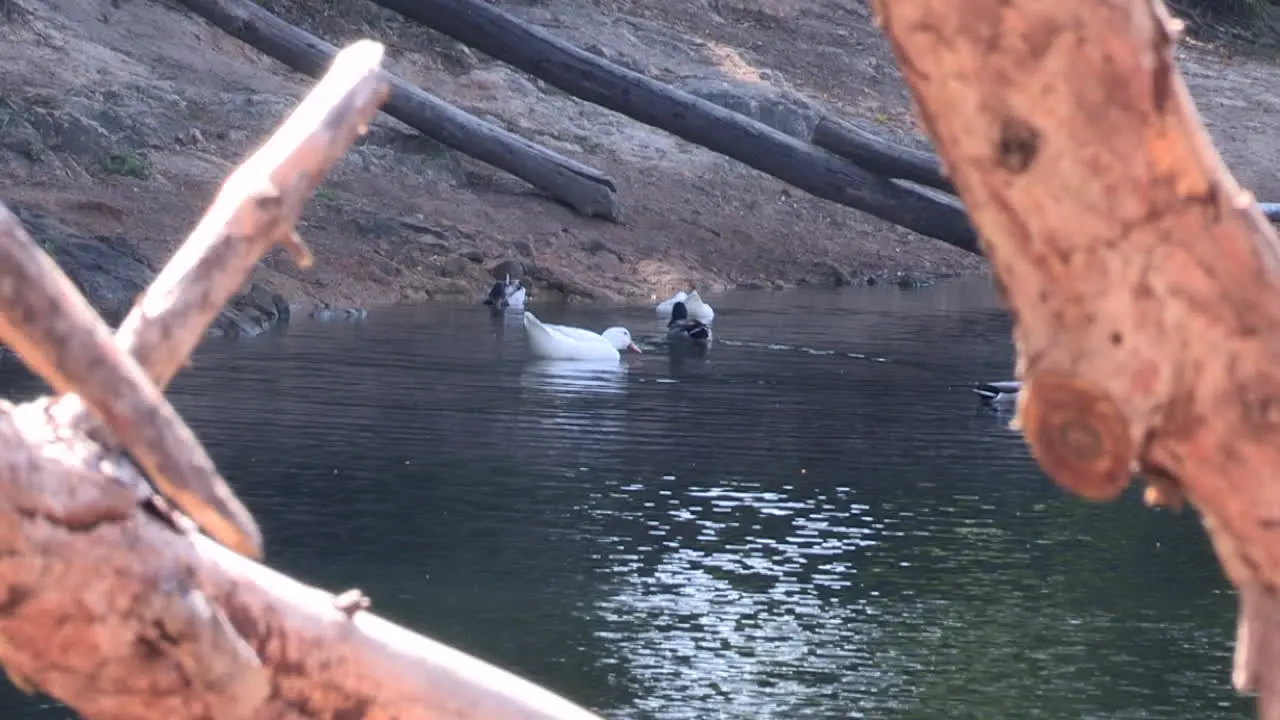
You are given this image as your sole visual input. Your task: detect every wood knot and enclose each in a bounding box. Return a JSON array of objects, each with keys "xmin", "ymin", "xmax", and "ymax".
[
  {"xmin": 995, "ymin": 116, "xmax": 1040, "ymax": 174},
  {"xmin": 1016, "ymin": 372, "xmax": 1133, "ymax": 501},
  {"xmin": 1141, "ymin": 468, "xmax": 1185, "ymax": 512}
]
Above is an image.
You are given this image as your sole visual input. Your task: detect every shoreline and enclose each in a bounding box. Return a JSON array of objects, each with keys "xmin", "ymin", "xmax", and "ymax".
[{"xmin": 0, "ymin": 0, "xmax": 1274, "ymax": 341}]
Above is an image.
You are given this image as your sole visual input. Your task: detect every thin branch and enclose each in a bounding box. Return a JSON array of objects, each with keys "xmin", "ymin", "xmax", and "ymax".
[
  {"xmin": 0, "ymin": 207, "xmax": 263, "ymax": 560},
  {"xmin": 56, "ymin": 37, "xmax": 391, "ymax": 559},
  {"xmin": 115, "ymin": 39, "xmax": 391, "ymax": 391},
  {"xmin": 0, "ymin": 39, "xmax": 608, "ymax": 720}
]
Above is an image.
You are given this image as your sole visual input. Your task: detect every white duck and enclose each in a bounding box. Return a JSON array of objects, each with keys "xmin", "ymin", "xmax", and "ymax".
[
  {"xmin": 973, "ymin": 380, "xmax": 1021, "ymax": 407},
  {"xmin": 655, "ymin": 291, "xmax": 688, "ymax": 317},
  {"xmin": 523, "ymin": 311, "xmax": 641, "ymax": 361},
  {"xmin": 684, "ymin": 290, "xmax": 715, "ymax": 324}
]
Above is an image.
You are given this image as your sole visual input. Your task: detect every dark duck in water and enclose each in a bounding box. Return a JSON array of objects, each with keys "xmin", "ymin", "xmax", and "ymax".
[
  {"xmin": 483, "ymin": 274, "xmax": 527, "ymax": 311},
  {"xmin": 667, "ymin": 300, "xmax": 712, "ymax": 357},
  {"xmin": 972, "ymin": 380, "xmax": 1021, "ymax": 408}
]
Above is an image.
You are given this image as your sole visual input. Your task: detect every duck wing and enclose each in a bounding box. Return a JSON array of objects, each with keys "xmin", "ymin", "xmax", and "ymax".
[
  {"xmin": 668, "ymin": 320, "xmax": 711, "ymax": 343},
  {"xmin": 544, "ymin": 323, "xmax": 610, "ymax": 345},
  {"xmin": 684, "ymin": 291, "xmax": 715, "ymax": 323},
  {"xmin": 655, "ymin": 291, "xmax": 688, "ymax": 315}
]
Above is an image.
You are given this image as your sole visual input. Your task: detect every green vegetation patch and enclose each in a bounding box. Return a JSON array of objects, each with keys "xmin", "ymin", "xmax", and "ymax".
[{"xmin": 102, "ymin": 151, "xmax": 152, "ymax": 180}]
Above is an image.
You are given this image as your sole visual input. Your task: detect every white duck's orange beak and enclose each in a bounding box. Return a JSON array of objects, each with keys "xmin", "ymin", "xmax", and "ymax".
[{"xmin": 626, "ymin": 342, "xmax": 642, "ymax": 354}]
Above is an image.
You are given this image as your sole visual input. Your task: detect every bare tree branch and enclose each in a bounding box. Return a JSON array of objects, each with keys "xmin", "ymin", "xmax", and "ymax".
[
  {"xmin": 54, "ymin": 33, "xmax": 393, "ymax": 560},
  {"xmin": 0, "ymin": 39, "xmax": 606, "ymax": 720},
  {"xmin": 873, "ymin": 0, "xmax": 1280, "ymax": 716},
  {"xmin": 0, "ymin": 206, "xmax": 263, "ymax": 561}
]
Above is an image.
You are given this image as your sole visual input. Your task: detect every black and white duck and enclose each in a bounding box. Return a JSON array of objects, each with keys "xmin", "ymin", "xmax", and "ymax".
[
  {"xmin": 667, "ymin": 300, "xmax": 712, "ymax": 357},
  {"xmin": 483, "ymin": 274, "xmax": 527, "ymax": 311},
  {"xmin": 972, "ymin": 380, "xmax": 1021, "ymax": 407},
  {"xmin": 655, "ymin": 289, "xmax": 714, "ymax": 323}
]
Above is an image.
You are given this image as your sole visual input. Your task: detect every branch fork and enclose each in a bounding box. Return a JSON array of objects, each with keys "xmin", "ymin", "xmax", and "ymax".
[{"xmin": 0, "ymin": 39, "xmax": 603, "ymax": 720}]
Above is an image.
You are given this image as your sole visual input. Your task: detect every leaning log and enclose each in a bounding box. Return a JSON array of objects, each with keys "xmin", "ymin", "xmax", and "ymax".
[
  {"xmin": 175, "ymin": 0, "xmax": 622, "ymax": 221},
  {"xmin": 873, "ymin": 0, "xmax": 1280, "ymax": 717},
  {"xmin": 0, "ymin": 40, "xmax": 603, "ymax": 720},
  {"xmin": 368, "ymin": 0, "xmax": 981, "ymax": 253},
  {"xmin": 810, "ymin": 116, "xmax": 956, "ymax": 195}
]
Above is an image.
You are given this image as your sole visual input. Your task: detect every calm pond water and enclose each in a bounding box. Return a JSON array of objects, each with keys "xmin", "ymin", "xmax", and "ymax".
[{"xmin": 0, "ymin": 278, "xmax": 1249, "ymax": 719}]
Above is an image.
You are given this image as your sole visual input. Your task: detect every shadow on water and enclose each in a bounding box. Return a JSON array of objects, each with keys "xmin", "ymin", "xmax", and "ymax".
[{"xmin": 0, "ymin": 278, "xmax": 1248, "ymax": 719}]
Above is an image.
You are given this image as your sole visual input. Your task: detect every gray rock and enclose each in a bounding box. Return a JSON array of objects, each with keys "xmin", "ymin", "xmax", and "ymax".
[
  {"xmin": 212, "ymin": 281, "xmax": 295, "ymax": 338},
  {"xmin": 310, "ymin": 307, "xmax": 368, "ymax": 321},
  {"xmin": 490, "ymin": 259, "xmax": 525, "ymax": 280},
  {"xmin": 17, "ymin": 207, "xmax": 153, "ymax": 324},
  {"xmin": 7, "ymin": 89, "xmax": 190, "ymax": 178},
  {"xmin": 813, "ymin": 261, "xmax": 853, "ymax": 287},
  {"xmin": 14, "ymin": 206, "xmax": 292, "ymax": 338},
  {"xmin": 512, "ymin": 239, "xmax": 535, "ymax": 258},
  {"xmin": 894, "ymin": 271, "xmax": 935, "ymax": 289}
]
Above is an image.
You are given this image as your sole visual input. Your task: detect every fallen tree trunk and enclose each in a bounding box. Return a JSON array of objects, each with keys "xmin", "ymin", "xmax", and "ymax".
[
  {"xmin": 873, "ymin": 0, "xmax": 1280, "ymax": 717},
  {"xmin": 368, "ymin": 0, "xmax": 981, "ymax": 254},
  {"xmin": 175, "ymin": 0, "xmax": 622, "ymax": 221},
  {"xmin": 810, "ymin": 116, "xmax": 956, "ymax": 195},
  {"xmin": 0, "ymin": 40, "xmax": 603, "ymax": 720}
]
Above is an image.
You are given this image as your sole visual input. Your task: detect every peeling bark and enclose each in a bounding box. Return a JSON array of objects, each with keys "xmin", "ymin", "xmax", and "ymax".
[{"xmin": 874, "ymin": 0, "xmax": 1280, "ymax": 714}]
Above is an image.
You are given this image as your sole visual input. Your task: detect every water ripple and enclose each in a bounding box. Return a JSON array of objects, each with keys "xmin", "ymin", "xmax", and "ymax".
[{"xmin": 0, "ymin": 282, "xmax": 1244, "ymax": 719}]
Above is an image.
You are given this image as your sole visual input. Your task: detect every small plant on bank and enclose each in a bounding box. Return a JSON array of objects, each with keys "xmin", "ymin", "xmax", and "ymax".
[
  {"xmin": 313, "ymin": 187, "xmax": 339, "ymax": 203},
  {"xmin": 101, "ymin": 151, "xmax": 152, "ymax": 180},
  {"xmin": 22, "ymin": 140, "xmax": 43, "ymax": 164}
]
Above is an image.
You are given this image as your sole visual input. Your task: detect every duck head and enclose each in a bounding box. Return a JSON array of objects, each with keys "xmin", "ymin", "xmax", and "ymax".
[
  {"xmin": 668, "ymin": 300, "xmax": 689, "ymax": 327},
  {"xmin": 602, "ymin": 327, "xmax": 642, "ymax": 354}
]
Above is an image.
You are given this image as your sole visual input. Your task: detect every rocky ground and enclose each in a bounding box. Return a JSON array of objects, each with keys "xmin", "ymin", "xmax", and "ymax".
[{"xmin": 1, "ymin": 0, "xmax": 1279, "ymax": 333}]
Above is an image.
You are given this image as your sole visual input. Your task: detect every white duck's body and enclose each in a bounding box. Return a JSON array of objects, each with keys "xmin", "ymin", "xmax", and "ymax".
[
  {"xmin": 523, "ymin": 311, "xmax": 640, "ymax": 361},
  {"xmin": 684, "ymin": 290, "xmax": 715, "ymax": 324},
  {"xmin": 973, "ymin": 380, "xmax": 1021, "ymax": 406},
  {"xmin": 505, "ymin": 285, "xmax": 527, "ymax": 310},
  {"xmin": 655, "ymin": 291, "xmax": 688, "ymax": 317}
]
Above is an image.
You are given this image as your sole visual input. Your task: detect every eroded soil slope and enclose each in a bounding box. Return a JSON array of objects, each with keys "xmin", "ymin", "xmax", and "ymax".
[{"xmin": 0, "ymin": 0, "xmax": 1277, "ymax": 312}]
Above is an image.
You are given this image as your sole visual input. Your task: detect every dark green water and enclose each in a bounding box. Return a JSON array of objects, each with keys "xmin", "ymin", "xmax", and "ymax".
[{"xmin": 0, "ymin": 279, "xmax": 1250, "ymax": 718}]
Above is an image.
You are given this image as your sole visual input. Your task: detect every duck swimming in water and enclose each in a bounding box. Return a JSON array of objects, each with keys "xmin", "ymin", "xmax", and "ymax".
[
  {"xmin": 656, "ymin": 289, "xmax": 715, "ymax": 323},
  {"xmin": 483, "ymin": 274, "xmax": 527, "ymax": 311},
  {"xmin": 972, "ymin": 380, "xmax": 1021, "ymax": 407},
  {"xmin": 667, "ymin": 300, "xmax": 712, "ymax": 358},
  {"xmin": 522, "ymin": 311, "xmax": 641, "ymax": 361}
]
